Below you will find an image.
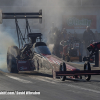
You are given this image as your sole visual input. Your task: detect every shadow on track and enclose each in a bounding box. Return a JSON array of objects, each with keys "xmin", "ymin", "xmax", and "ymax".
[{"xmin": 18, "ymin": 71, "xmax": 53, "ymax": 78}]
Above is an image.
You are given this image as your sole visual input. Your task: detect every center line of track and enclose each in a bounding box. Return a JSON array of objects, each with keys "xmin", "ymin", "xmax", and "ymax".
[{"xmin": 6, "ymin": 75, "xmax": 32, "ymax": 83}]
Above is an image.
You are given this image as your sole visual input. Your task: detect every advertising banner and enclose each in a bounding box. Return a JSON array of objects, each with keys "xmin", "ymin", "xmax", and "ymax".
[{"xmin": 63, "ymin": 15, "xmax": 96, "ymax": 29}]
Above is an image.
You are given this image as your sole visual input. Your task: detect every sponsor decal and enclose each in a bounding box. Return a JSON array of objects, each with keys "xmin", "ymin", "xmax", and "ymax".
[
  {"xmin": 44, "ymin": 55, "xmax": 75, "ymax": 70},
  {"xmin": 67, "ymin": 17, "xmax": 91, "ymax": 26},
  {"xmin": 63, "ymin": 15, "xmax": 96, "ymax": 29},
  {"xmin": 52, "ymin": 60, "xmax": 60, "ymax": 65}
]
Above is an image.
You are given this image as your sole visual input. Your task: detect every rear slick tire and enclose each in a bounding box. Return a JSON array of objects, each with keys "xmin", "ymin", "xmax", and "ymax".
[{"xmin": 7, "ymin": 46, "xmax": 19, "ymax": 73}]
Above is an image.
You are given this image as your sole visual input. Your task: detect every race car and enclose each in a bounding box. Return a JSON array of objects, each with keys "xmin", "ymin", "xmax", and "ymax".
[
  {"xmin": 7, "ymin": 32, "xmax": 81, "ymax": 81},
  {"xmin": 0, "ymin": 10, "xmax": 100, "ymax": 82}
]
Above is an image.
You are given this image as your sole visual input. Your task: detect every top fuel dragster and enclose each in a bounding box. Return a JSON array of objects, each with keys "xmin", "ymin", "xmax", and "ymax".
[{"xmin": 0, "ymin": 9, "xmax": 100, "ymax": 81}]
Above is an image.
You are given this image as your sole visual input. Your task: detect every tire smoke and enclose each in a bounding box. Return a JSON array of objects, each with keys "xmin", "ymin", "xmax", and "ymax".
[{"xmin": 0, "ymin": 27, "xmax": 17, "ymax": 72}]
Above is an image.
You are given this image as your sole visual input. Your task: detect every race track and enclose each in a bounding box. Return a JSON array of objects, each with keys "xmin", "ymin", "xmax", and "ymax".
[{"xmin": 0, "ymin": 62, "xmax": 100, "ymax": 100}]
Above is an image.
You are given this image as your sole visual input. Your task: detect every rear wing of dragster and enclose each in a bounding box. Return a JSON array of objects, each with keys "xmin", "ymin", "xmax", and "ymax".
[
  {"xmin": 0, "ymin": 9, "xmax": 42, "ymax": 48},
  {"xmin": 0, "ymin": 9, "xmax": 42, "ymax": 23}
]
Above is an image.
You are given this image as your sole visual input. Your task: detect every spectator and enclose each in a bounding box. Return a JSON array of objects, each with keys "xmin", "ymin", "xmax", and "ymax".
[
  {"xmin": 61, "ymin": 28, "xmax": 67, "ymax": 40},
  {"xmin": 83, "ymin": 26, "xmax": 95, "ymax": 56},
  {"xmin": 95, "ymin": 30, "xmax": 100, "ymax": 42}
]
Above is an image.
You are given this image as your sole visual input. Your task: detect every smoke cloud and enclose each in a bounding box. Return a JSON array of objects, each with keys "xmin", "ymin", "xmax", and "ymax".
[
  {"xmin": 0, "ymin": 27, "xmax": 17, "ymax": 72},
  {"xmin": 0, "ymin": 0, "xmax": 88, "ymax": 72}
]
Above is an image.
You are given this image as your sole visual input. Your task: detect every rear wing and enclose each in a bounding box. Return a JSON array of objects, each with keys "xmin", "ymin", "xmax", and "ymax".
[
  {"xmin": 0, "ymin": 9, "xmax": 42, "ymax": 23},
  {"xmin": 0, "ymin": 9, "xmax": 42, "ymax": 48}
]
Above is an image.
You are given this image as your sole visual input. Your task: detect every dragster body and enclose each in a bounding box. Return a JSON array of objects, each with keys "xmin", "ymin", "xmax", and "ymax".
[
  {"xmin": 7, "ymin": 39, "xmax": 79, "ymax": 76},
  {"xmin": 0, "ymin": 9, "xmax": 100, "ymax": 81}
]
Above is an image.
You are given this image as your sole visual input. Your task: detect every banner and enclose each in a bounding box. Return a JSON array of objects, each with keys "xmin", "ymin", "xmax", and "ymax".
[{"xmin": 63, "ymin": 15, "xmax": 96, "ymax": 29}]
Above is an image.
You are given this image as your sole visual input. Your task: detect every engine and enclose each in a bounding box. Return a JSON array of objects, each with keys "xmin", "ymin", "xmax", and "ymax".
[{"xmin": 20, "ymin": 44, "xmax": 33, "ymax": 59}]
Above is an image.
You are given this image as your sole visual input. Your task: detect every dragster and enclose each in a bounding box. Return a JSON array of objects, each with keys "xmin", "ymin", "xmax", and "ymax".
[{"xmin": 0, "ymin": 9, "xmax": 100, "ymax": 81}]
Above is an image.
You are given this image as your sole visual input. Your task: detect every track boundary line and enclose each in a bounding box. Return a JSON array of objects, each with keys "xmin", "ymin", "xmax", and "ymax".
[{"xmin": 6, "ymin": 75, "xmax": 32, "ymax": 83}]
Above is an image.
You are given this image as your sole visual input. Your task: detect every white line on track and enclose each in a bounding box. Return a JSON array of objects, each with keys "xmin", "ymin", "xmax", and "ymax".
[
  {"xmin": 36, "ymin": 78, "xmax": 56, "ymax": 84},
  {"xmin": 29, "ymin": 76, "xmax": 56, "ymax": 84},
  {"xmin": 30, "ymin": 75, "xmax": 100, "ymax": 94},
  {"xmin": 6, "ymin": 75, "xmax": 32, "ymax": 83},
  {"xmin": 5, "ymin": 74, "xmax": 100, "ymax": 94},
  {"xmin": 31, "ymin": 76, "xmax": 100, "ymax": 94},
  {"xmin": 66, "ymin": 84, "xmax": 100, "ymax": 94}
]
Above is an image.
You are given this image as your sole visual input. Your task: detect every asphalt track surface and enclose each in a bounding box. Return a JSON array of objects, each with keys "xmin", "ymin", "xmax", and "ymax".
[{"xmin": 0, "ymin": 62, "xmax": 100, "ymax": 100}]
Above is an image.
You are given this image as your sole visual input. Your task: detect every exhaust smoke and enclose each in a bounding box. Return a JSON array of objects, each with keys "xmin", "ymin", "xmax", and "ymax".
[{"xmin": 0, "ymin": 27, "xmax": 17, "ymax": 72}]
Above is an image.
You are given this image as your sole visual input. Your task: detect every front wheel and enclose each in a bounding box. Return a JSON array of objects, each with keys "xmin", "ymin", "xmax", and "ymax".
[
  {"xmin": 60, "ymin": 62, "xmax": 66, "ymax": 81},
  {"xmin": 84, "ymin": 62, "xmax": 91, "ymax": 81}
]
